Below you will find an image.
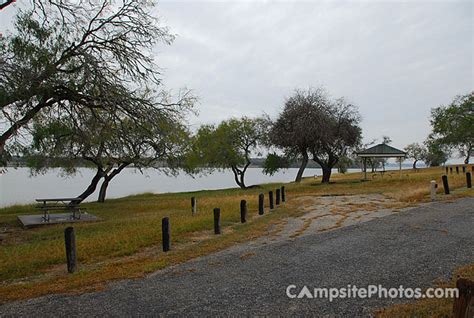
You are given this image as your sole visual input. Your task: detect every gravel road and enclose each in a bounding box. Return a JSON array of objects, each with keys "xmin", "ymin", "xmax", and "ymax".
[{"xmin": 1, "ymin": 197, "xmax": 473, "ymax": 317}]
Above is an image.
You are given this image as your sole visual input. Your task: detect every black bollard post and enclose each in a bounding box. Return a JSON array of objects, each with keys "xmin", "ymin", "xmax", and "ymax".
[
  {"xmin": 191, "ymin": 197, "xmax": 197, "ymax": 216},
  {"xmin": 213, "ymin": 208, "xmax": 221, "ymax": 234},
  {"xmin": 450, "ymin": 167, "xmax": 453, "ymax": 174},
  {"xmin": 64, "ymin": 227, "xmax": 77, "ymax": 273},
  {"xmin": 281, "ymin": 186, "xmax": 286, "ymax": 202},
  {"xmin": 467, "ymin": 172, "xmax": 472, "ymax": 189},
  {"xmin": 442, "ymin": 175, "xmax": 450, "ymax": 194},
  {"xmin": 269, "ymin": 191, "xmax": 274, "ymax": 210},
  {"xmin": 456, "ymin": 166, "xmax": 459, "ymax": 174},
  {"xmin": 240, "ymin": 200, "xmax": 247, "ymax": 223},
  {"xmin": 445, "ymin": 166, "xmax": 448, "ymax": 175},
  {"xmin": 276, "ymin": 189, "xmax": 281, "ymax": 205},
  {"xmin": 258, "ymin": 193, "xmax": 264, "ymax": 215},
  {"xmin": 162, "ymin": 217, "xmax": 170, "ymax": 252},
  {"xmin": 462, "ymin": 166, "xmax": 466, "ymax": 173}
]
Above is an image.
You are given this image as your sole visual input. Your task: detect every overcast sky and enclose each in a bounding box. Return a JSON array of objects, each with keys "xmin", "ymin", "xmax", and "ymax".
[
  {"xmin": 154, "ymin": 0, "xmax": 473, "ymax": 151},
  {"xmin": 1, "ymin": 0, "xmax": 472, "ymax": 153}
]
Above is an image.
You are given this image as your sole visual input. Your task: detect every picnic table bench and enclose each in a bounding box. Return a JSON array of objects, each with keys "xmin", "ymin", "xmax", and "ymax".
[{"xmin": 35, "ymin": 197, "xmax": 84, "ymax": 222}]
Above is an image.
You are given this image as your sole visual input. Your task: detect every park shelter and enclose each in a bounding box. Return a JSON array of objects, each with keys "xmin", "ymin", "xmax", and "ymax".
[{"xmin": 356, "ymin": 143, "xmax": 406, "ymax": 180}]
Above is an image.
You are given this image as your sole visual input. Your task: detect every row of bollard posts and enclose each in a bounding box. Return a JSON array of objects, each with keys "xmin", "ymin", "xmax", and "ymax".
[
  {"xmin": 445, "ymin": 165, "xmax": 474, "ymax": 174},
  {"xmin": 439, "ymin": 172, "xmax": 472, "ymax": 197},
  {"xmin": 63, "ymin": 186, "xmax": 289, "ymax": 273}
]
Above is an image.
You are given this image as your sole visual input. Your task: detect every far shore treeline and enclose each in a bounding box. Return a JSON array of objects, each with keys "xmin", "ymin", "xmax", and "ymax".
[{"xmin": 1, "ymin": 1, "xmax": 472, "ymax": 203}]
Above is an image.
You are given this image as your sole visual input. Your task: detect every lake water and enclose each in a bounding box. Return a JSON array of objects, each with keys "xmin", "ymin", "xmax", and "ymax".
[{"xmin": 0, "ymin": 167, "xmax": 362, "ymax": 208}]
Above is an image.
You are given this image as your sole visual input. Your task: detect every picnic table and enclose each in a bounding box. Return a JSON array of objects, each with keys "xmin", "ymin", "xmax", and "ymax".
[
  {"xmin": 371, "ymin": 170, "xmax": 393, "ymax": 179},
  {"xmin": 35, "ymin": 197, "xmax": 83, "ymax": 222}
]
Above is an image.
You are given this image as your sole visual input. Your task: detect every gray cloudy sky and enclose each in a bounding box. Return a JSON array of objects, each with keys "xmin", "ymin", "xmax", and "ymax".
[
  {"xmin": 154, "ymin": 0, "xmax": 473, "ymax": 151},
  {"xmin": 1, "ymin": 0, "xmax": 472, "ymax": 153}
]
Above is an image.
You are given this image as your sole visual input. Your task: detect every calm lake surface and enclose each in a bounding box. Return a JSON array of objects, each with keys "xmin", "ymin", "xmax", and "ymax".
[{"xmin": 0, "ymin": 167, "xmax": 361, "ymax": 208}]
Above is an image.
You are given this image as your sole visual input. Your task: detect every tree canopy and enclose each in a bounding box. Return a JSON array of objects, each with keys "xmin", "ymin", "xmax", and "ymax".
[
  {"xmin": 266, "ymin": 88, "xmax": 361, "ymax": 183},
  {"xmin": 430, "ymin": 92, "xmax": 473, "ymax": 164},
  {"xmin": 0, "ymin": 0, "xmax": 176, "ymax": 164},
  {"xmin": 27, "ymin": 92, "xmax": 194, "ymax": 202}
]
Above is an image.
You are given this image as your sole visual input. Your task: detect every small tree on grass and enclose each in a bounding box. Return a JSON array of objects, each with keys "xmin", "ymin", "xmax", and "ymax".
[
  {"xmin": 422, "ymin": 137, "xmax": 450, "ymax": 167},
  {"xmin": 189, "ymin": 117, "xmax": 268, "ymax": 189},
  {"xmin": 404, "ymin": 143, "xmax": 427, "ymax": 169}
]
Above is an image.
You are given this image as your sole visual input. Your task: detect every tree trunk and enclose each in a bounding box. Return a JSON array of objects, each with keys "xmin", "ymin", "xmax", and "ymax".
[
  {"xmin": 295, "ymin": 152, "xmax": 309, "ymax": 183},
  {"xmin": 77, "ymin": 167, "xmax": 104, "ymax": 202},
  {"xmin": 231, "ymin": 164, "xmax": 249, "ymax": 189},
  {"xmin": 321, "ymin": 165, "xmax": 332, "ymax": 183},
  {"xmin": 97, "ymin": 178, "xmax": 110, "ymax": 203},
  {"xmin": 413, "ymin": 160, "xmax": 418, "ymax": 170},
  {"xmin": 97, "ymin": 163, "xmax": 130, "ymax": 203}
]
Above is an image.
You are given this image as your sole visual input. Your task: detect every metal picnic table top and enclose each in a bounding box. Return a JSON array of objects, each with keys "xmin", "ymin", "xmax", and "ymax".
[{"xmin": 36, "ymin": 198, "xmax": 82, "ymax": 204}]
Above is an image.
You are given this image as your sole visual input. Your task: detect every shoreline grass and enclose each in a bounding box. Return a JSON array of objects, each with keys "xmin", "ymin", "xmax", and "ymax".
[{"xmin": 0, "ymin": 166, "xmax": 472, "ymax": 304}]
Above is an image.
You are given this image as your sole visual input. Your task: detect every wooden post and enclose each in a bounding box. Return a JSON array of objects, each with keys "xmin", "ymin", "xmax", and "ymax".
[
  {"xmin": 452, "ymin": 278, "xmax": 474, "ymax": 318},
  {"xmin": 191, "ymin": 197, "xmax": 197, "ymax": 216},
  {"xmin": 162, "ymin": 217, "xmax": 170, "ymax": 252},
  {"xmin": 281, "ymin": 186, "xmax": 286, "ymax": 202},
  {"xmin": 445, "ymin": 166, "xmax": 448, "ymax": 174},
  {"xmin": 442, "ymin": 175, "xmax": 450, "ymax": 195},
  {"xmin": 363, "ymin": 157, "xmax": 367, "ymax": 180},
  {"xmin": 450, "ymin": 167, "xmax": 453, "ymax": 174},
  {"xmin": 430, "ymin": 180, "xmax": 437, "ymax": 201},
  {"xmin": 467, "ymin": 172, "xmax": 472, "ymax": 189},
  {"xmin": 399, "ymin": 157, "xmax": 402, "ymax": 178},
  {"xmin": 276, "ymin": 188, "xmax": 281, "ymax": 205},
  {"xmin": 456, "ymin": 166, "xmax": 459, "ymax": 174},
  {"xmin": 213, "ymin": 208, "xmax": 221, "ymax": 234},
  {"xmin": 64, "ymin": 227, "xmax": 77, "ymax": 273},
  {"xmin": 462, "ymin": 166, "xmax": 466, "ymax": 173},
  {"xmin": 258, "ymin": 193, "xmax": 264, "ymax": 215},
  {"xmin": 240, "ymin": 200, "xmax": 247, "ymax": 223},
  {"xmin": 269, "ymin": 191, "xmax": 274, "ymax": 210}
]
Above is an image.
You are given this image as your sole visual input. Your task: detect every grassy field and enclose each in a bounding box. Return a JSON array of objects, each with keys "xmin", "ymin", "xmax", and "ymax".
[{"xmin": 0, "ymin": 165, "xmax": 473, "ymax": 310}]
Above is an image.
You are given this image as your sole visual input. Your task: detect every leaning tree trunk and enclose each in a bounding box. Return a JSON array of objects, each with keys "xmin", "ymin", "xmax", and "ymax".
[
  {"xmin": 295, "ymin": 152, "xmax": 309, "ymax": 183},
  {"xmin": 77, "ymin": 167, "xmax": 105, "ymax": 202},
  {"xmin": 97, "ymin": 163, "xmax": 130, "ymax": 203},
  {"xmin": 413, "ymin": 160, "xmax": 418, "ymax": 170},
  {"xmin": 97, "ymin": 178, "xmax": 111, "ymax": 203}
]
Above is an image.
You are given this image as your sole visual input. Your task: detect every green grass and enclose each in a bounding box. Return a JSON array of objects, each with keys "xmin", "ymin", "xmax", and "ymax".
[{"xmin": 0, "ymin": 166, "xmax": 472, "ymax": 303}]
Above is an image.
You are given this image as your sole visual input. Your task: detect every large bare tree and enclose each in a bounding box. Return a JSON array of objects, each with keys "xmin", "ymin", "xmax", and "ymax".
[
  {"xmin": 266, "ymin": 88, "xmax": 361, "ymax": 183},
  {"xmin": 0, "ymin": 0, "xmax": 174, "ymax": 164}
]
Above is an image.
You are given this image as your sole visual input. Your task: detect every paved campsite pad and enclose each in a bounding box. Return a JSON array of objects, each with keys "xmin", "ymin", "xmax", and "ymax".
[
  {"xmin": 258, "ymin": 194, "xmax": 416, "ymax": 242},
  {"xmin": 0, "ymin": 197, "xmax": 473, "ymax": 316}
]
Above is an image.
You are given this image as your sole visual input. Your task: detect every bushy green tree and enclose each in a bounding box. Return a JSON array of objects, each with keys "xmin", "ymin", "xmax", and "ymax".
[
  {"xmin": 189, "ymin": 117, "xmax": 268, "ymax": 189},
  {"xmin": 430, "ymin": 92, "xmax": 473, "ymax": 164}
]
